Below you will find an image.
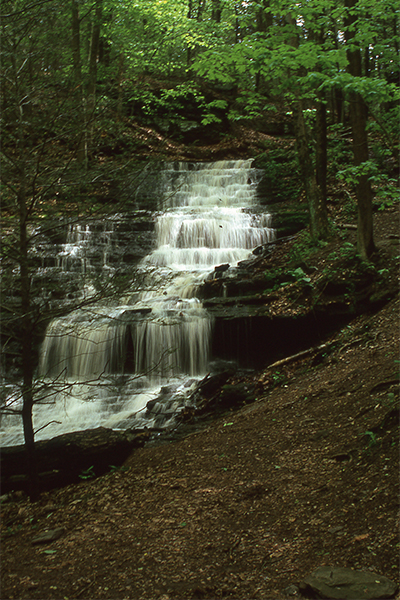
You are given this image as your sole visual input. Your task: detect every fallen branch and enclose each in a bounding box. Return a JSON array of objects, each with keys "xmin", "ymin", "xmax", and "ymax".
[
  {"xmin": 265, "ymin": 341, "xmax": 335, "ymax": 371},
  {"xmin": 338, "ymin": 337, "xmax": 363, "ymax": 353},
  {"xmin": 337, "ymin": 223, "xmax": 357, "ymax": 230}
]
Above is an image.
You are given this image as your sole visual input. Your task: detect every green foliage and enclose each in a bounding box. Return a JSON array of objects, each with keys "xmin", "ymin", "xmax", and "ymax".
[
  {"xmin": 364, "ymin": 430, "xmax": 379, "ymax": 449},
  {"xmin": 372, "ymin": 178, "xmax": 399, "ymax": 211},
  {"xmin": 324, "ymin": 73, "xmax": 399, "ymax": 106},
  {"xmin": 288, "ymin": 231, "xmax": 326, "ymax": 263},
  {"xmin": 337, "ymin": 160, "xmax": 379, "ymax": 187},
  {"xmin": 377, "ymin": 392, "xmax": 399, "ymax": 408},
  {"xmin": 264, "ymin": 264, "xmax": 313, "ymax": 292},
  {"xmin": 2, "ymin": 525, "xmax": 22, "ymax": 539},
  {"xmin": 337, "ymin": 161, "xmax": 399, "ymax": 210},
  {"xmin": 255, "ymin": 145, "xmax": 300, "ymax": 203},
  {"xmin": 79, "ymin": 466, "xmax": 95, "ymax": 481},
  {"xmin": 340, "ymin": 242, "xmax": 357, "ymax": 259},
  {"xmin": 229, "ymin": 92, "xmax": 278, "ymax": 122},
  {"xmin": 271, "ymin": 371, "xmax": 287, "ymax": 387},
  {"xmin": 109, "ymin": 465, "xmax": 130, "ymax": 474},
  {"xmin": 327, "ymin": 124, "xmax": 353, "ymax": 179},
  {"xmin": 125, "ymin": 82, "xmax": 230, "ymax": 130},
  {"xmin": 201, "ymin": 99, "xmax": 229, "ymax": 126},
  {"xmin": 292, "ymin": 267, "xmax": 311, "ymax": 284}
]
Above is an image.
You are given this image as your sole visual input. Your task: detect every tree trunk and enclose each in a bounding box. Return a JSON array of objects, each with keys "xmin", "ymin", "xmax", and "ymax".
[
  {"xmin": 117, "ymin": 53, "xmax": 125, "ymax": 121},
  {"xmin": 292, "ymin": 100, "xmax": 329, "ymax": 241},
  {"xmin": 71, "ymin": 0, "xmax": 86, "ymax": 164},
  {"xmin": 197, "ymin": 0, "xmax": 206, "ymax": 20},
  {"xmin": 313, "ymin": 29, "xmax": 327, "ymax": 204},
  {"xmin": 12, "ymin": 36, "xmax": 40, "ymax": 502},
  {"xmin": 211, "ymin": 0, "xmax": 222, "ymax": 23},
  {"xmin": 334, "ymin": 88, "xmax": 344, "ymax": 123},
  {"xmin": 255, "ymin": 1, "xmax": 272, "ymax": 90},
  {"xmin": 348, "ymin": 88, "xmax": 376, "ymax": 259},
  {"xmin": 86, "ymin": 0, "xmax": 102, "ymax": 159},
  {"xmin": 256, "ymin": 0, "xmax": 272, "ymax": 32},
  {"xmin": 345, "ymin": 0, "xmax": 375, "ymax": 259},
  {"xmin": 18, "ymin": 174, "xmax": 39, "ymax": 502},
  {"xmin": 234, "ymin": 4, "xmax": 240, "ymax": 43},
  {"xmin": 315, "ymin": 95, "xmax": 327, "ymax": 205},
  {"xmin": 286, "ymin": 15, "xmax": 329, "ymax": 241}
]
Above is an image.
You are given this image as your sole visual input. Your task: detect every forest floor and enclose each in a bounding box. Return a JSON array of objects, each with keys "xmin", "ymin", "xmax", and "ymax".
[{"xmin": 1, "ymin": 203, "xmax": 399, "ymax": 600}]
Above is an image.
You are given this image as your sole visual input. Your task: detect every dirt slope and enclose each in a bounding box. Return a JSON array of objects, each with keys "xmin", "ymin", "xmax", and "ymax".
[{"xmin": 1, "ymin": 211, "xmax": 399, "ymax": 600}]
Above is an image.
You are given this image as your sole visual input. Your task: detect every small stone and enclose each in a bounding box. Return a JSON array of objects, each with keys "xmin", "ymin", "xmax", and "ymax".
[
  {"xmin": 302, "ymin": 566, "xmax": 398, "ymax": 600},
  {"xmin": 32, "ymin": 528, "xmax": 64, "ymax": 544},
  {"xmin": 283, "ymin": 584, "xmax": 300, "ymax": 596},
  {"xmin": 328, "ymin": 525, "xmax": 344, "ymax": 534}
]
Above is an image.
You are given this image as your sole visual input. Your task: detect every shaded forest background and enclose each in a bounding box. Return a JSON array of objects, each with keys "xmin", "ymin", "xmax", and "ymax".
[{"xmin": 2, "ymin": 0, "xmax": 398, "ymax": 224}]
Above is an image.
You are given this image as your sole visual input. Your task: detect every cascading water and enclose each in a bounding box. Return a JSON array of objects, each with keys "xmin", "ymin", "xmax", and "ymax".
[{"xmin": 0, "ymin": 159, "xmax": 274, "ymax": 446}]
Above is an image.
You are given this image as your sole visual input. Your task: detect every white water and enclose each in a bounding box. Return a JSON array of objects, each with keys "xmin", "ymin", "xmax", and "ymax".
[{"xmin": 0, "ymin": 160, "xmax": 274, "ymax": 446}]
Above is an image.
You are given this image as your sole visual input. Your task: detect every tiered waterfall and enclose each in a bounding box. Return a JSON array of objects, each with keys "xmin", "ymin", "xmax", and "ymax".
[{"xmin": 0, "ymin": 159, "xmax": 274, "ymax": 446}]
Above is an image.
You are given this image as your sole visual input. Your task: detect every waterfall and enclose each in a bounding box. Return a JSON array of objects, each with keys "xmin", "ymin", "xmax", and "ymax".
[{"xmin": 0, "ymin": 159, "xmax": 274, "ymax": 446}]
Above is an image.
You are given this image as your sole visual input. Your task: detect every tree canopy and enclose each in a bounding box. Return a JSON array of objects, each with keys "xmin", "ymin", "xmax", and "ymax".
[{"xmin": 2, "ymin": 0, "xmax": 397, "ymax": 245}]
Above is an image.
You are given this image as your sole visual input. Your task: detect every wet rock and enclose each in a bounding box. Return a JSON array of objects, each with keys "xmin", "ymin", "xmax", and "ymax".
[
  {"xmin": 196, "ymin": 381, "xmax": 256, "ymax": 414},
  {"xmin": 218, "ymin": 383, "xmax": 256, "ymax": 409},
  {"xmin": 0, "ymin": 490, "xmax": 26, "ymax": 504},
  {"xmin": 270, "ymin": 208, "xmax": 309, "ymax": 237},
  {"xmin": 160, "ymin": 385, "xmax": 178, "ymax": 396},
  {"xmin": 193, "ymin": 371, "xmax": 234, "ymax": 400},
  {"xmin": 1, "ymin": 427, "xmax": 149, "ymax": 494},
  {"xmin": 214, "ymin": 263, "xmax": 230, "ymax": 278},
  {"xmin": 208, "ymin": 359, "xmax": 237, "ymax": 374},
  {"xmin": 146, "ymin": 399, "xmax": 160, "ymax": 412},
  {"xmin": 121, "ymin": 308, "xmax": 152, "ymax": 317},
  {"xmin": 301, "ymin": 566, "xmax": 398, "ymax": 600},
  {"xmin": 237, "ymin": 256, "xmax": 261, "ymax": 269}
]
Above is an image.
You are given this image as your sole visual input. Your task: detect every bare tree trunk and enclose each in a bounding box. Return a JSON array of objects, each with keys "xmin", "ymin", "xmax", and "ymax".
[
  {"xmin": 19, "ymin": 169, "xmax": 39, "ymax": 502},
  {"xmin": 333, "ymin": 23, "xmax": 344, "ymax": 124},
  {"xmin": 117, "ymin": 53, "xmax": 125, "ymax": 121},
  {"xmin": 292, "ymin": 100, "xmax": 329, "ymax": 240},
  {"xmin": 11, "ymin": 36, "xmax": 40, "ymax": 502},
  {"xmin": 255, "ymin": 1, "xmax": 272, "ymax": 90},
  {"xmin": 71, "ymin": 0, "xmax": 86, "ymax": 164},
  {"xmin": 86, "ymin": 0, "xmax": 102, "ymax": 159},
  {"xmin": 345, "ymin": 0, "xmax": 375, "ymax": 259},
  {"xmin": 315, "ymin": 95, "xmax": 327, "ymax": 205},
  {"xmin": 348, "ymin": 88, "xmax": 376, "ymax": 259},
  {"xmin": 286, "ymin": 15, "xmax": 329, "ymax": 241}
]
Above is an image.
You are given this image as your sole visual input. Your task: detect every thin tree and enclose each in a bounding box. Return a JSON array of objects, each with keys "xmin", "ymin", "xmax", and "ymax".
[
  {"xmin": 344, "ymin": 0, "xmax": 376, "ymax": 259},
  {"xmin": 0, "ymin": 0, "xmax": 142, "ymax": 501}
]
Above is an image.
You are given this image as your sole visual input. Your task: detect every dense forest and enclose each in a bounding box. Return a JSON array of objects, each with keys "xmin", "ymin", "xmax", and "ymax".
[{"xmin": 1, "ymin": 0, "xmax": 399, "ymax": 500}]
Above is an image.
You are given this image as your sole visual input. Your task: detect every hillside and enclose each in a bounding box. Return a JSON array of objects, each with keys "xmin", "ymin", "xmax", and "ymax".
[{"xmin": 1, "ymin": 205, "xmax": 399, "ymax": 600}]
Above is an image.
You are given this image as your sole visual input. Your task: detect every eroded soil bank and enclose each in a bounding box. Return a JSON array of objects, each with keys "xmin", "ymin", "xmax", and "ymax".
[{"xmin": 1, "ymin": 207, "xmax": 399, "ymax": 600}]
